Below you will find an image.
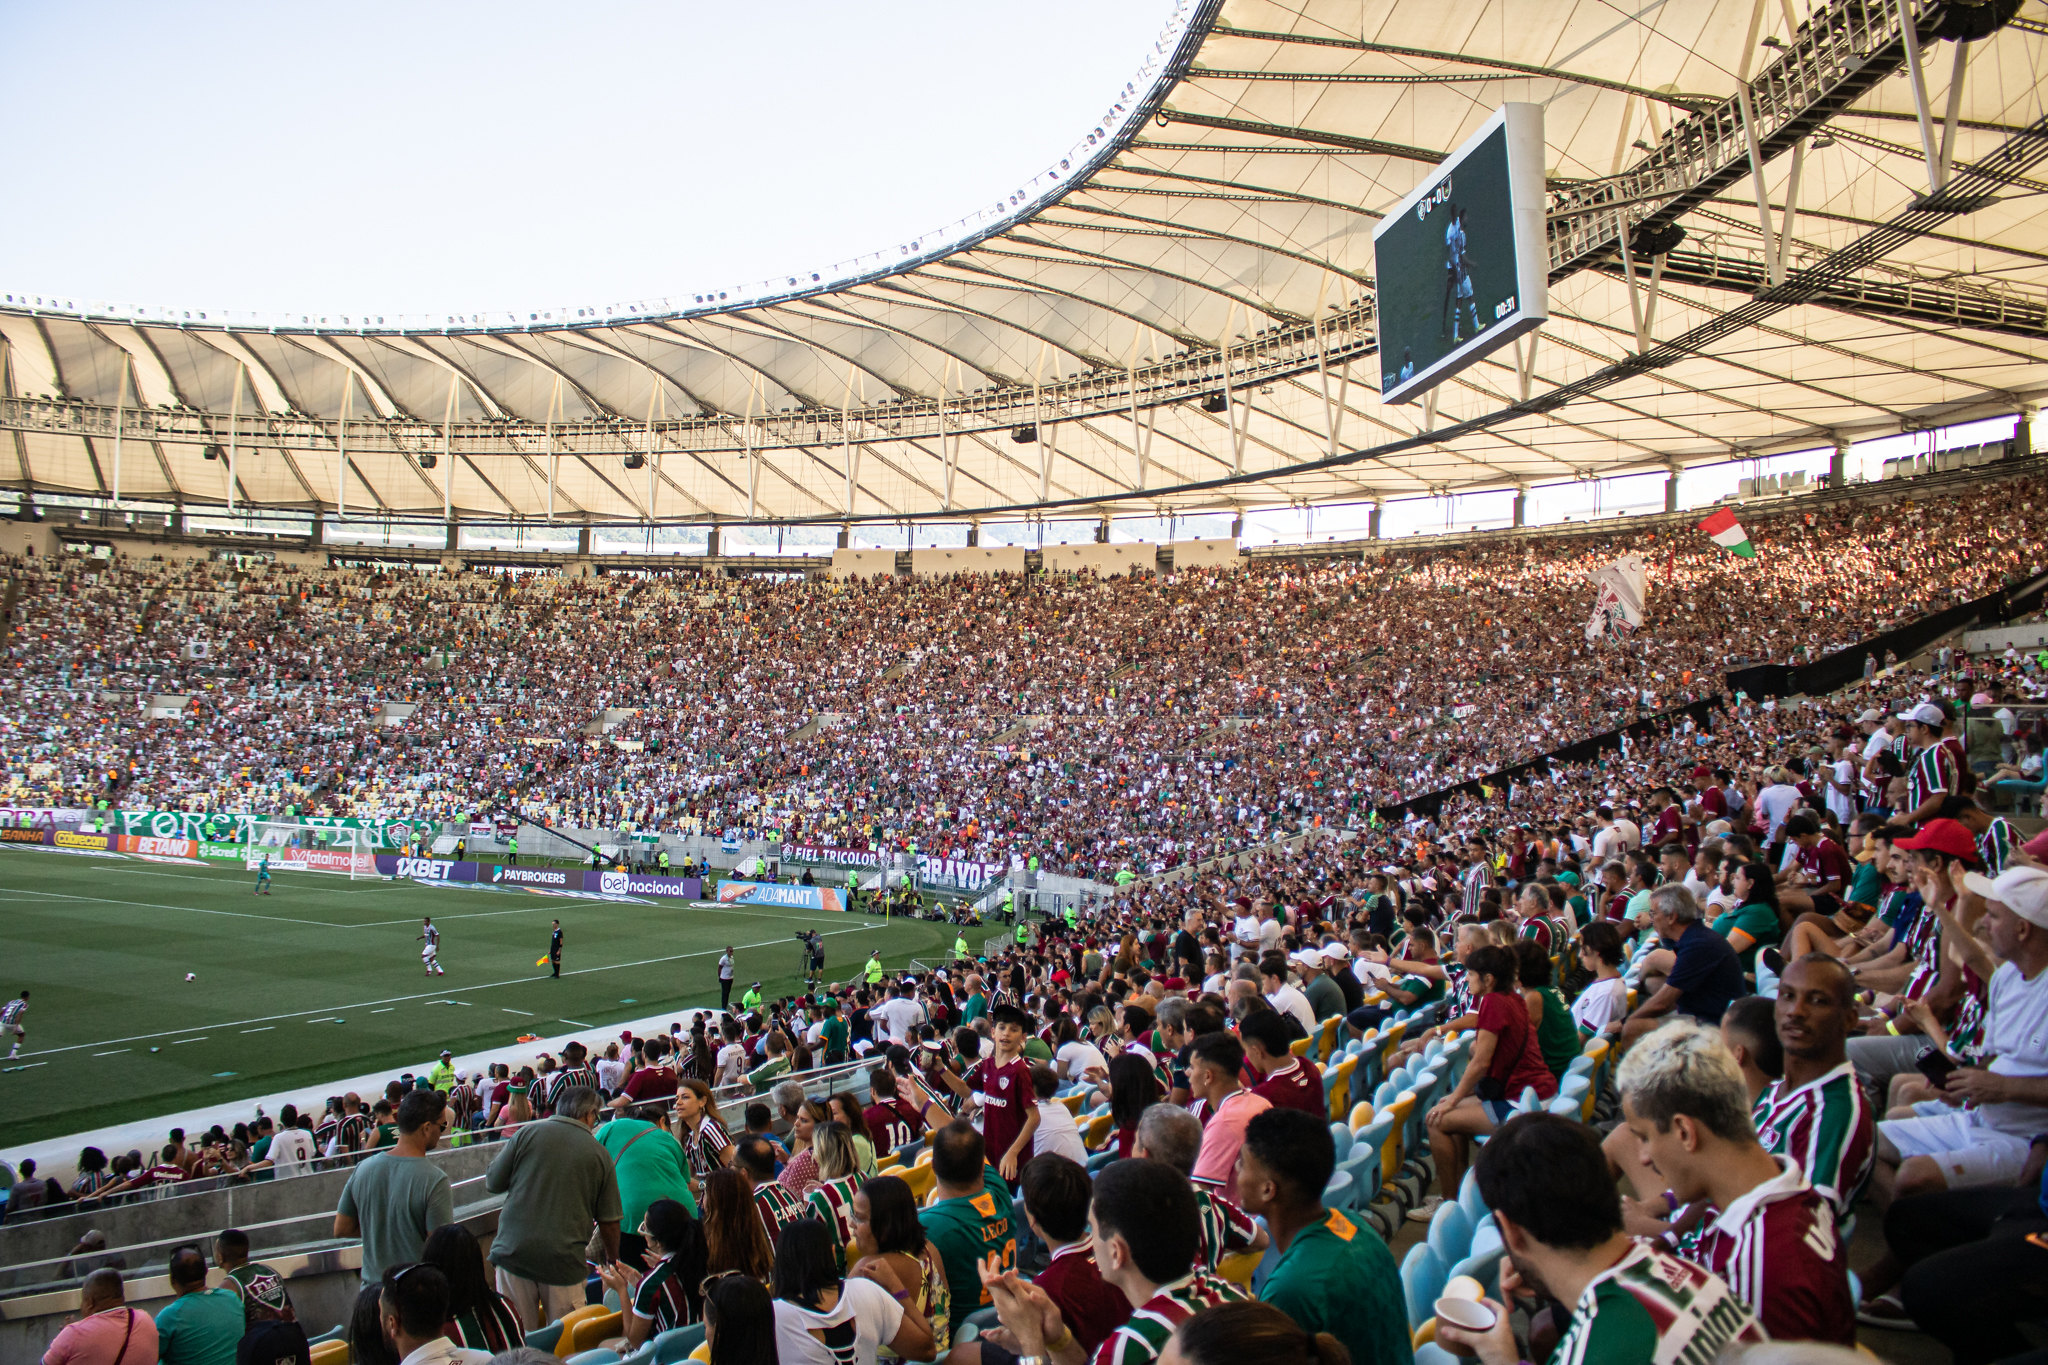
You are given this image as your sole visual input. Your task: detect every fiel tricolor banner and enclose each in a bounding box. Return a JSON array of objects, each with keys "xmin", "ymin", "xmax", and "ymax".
[{"xmin": 1696, "ymin": 506, "xmax": 1755, "ymax": 558}]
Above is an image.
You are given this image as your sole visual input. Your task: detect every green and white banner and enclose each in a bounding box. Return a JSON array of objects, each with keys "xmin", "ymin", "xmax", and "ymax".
[{"xmin": 115, "ymin": 810, "xmax": 438, "ymax": 849}]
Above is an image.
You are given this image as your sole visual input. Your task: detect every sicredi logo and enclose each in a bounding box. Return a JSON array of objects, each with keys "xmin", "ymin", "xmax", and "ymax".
[
  {"xmin": 396, "ymin": 858, "xmax": 450, "ymax": 881},
  {"xmin": 600, "ymin": 871, "xmax": 628, "ymax": 895}
]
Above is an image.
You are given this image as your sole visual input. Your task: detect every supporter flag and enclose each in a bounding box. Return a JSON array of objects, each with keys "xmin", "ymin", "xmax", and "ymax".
[
  {"xmin": 1696, "ymin": 506, "xmax": 1755, "ymax": 557},
  {"xmin": 1584, "ymin": 555, "xmax": 1647, "ymax": 642}
]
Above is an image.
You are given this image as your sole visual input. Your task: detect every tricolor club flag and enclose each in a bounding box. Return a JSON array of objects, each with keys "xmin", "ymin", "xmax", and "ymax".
[{"xmin": 1697, "ymin": 506, "xmax": 1755, "ymax": 557}]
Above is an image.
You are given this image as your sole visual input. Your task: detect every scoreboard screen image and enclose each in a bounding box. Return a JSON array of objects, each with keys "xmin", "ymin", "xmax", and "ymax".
[{"xmin": 1373, "ymin": 103, "xmax": 1549, "ymax": 405}]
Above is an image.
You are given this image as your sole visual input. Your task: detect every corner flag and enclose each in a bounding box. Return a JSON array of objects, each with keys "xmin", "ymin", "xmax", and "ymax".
[{"xmin": 1696, "ymin": 507, "xmax": 1755, "ymax": 557}]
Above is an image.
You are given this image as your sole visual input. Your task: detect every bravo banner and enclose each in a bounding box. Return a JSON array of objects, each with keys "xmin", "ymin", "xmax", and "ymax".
[
  {"xmin": 716, "ymin": 881, "xmax": 848, "ymax": 912},
  {"xmin": 781, "ymin": 844, "xmax": 1004, "ymax": 890}
]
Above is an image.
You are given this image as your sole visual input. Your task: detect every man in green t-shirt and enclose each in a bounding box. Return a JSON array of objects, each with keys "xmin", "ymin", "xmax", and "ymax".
[
  {"xmin": 594, "ymin": 1110, "xmax": 698, "ymax": 1248},
  {"xmin": 741, "ymin": 982, "xmax": 763, "ymax": 1011},
  {"xmin": 953, "ymin": 933, "xmax": 970, "ymax": 961},
  {"xmin": 864, "ymin": 952, "xmax": 885, "ymax": 986},
  {"xmin": 334, "ymin": 1092, "xmax": 455, "ymax": 1283},
  {"xmin": 156, "ymin": 1247, "xmax": 244, "ymax": 1365},
  {"xmin": 917, "ymin": 1122, "xmax": 1013, "ymax": 1336},
  {"xmin": 1238, "ymin": 1108, "xmax": 1411, "ymax": 1365}
]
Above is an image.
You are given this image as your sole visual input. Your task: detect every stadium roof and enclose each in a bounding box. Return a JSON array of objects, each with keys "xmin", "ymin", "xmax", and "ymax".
[{"xmin": 4, "ymin": 0, "xmax": 2045, "ymax": 526}]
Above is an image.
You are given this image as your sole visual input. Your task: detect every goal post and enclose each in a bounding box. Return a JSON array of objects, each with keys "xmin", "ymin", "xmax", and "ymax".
[{"xmin": 243, "ymin": 820, "xmax": 377, "ymax": 879}]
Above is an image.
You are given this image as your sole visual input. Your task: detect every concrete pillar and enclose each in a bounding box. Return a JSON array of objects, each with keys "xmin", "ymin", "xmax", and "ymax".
[
  {"xmin": 966, "ymin": 521, "xmax": 980, "ymax": 547},
  {"xmin": 444, "ymin": 519, "xmax": 460, "ymax": 551},
  {"xmin": 706, "ymin": 524, "xmax": 721, "ymax": 558},
  {"xmin": 1512, "ymin": 490, "xmax": 1527, "ymax": 527},
  {"xmin": 576, "ymin": 525, "xmax": 593, "ymax": 556},
  {"xmin": 837, "ymin": 524, "xmax": 850, "ymax": 549},
  {"xmin": 1368, "ymin": 504, "xmax": 1382, "ymax": 539},
  {"xmin": 1829, "ymin": 440, "xmax": 1849, "ymax": 484},
  {"xmin": 1229, "ymin": 513, "xmax": 1243, "ymax": 541},
  {"xmin": 1095, "ymin": 516, "xmax": 1110, "ymax": 544},
  {"xmin": 1664, "ymin": 472, "xmax": 1680, "ymax": 513},
  {"xmin": 311, "ymin": 510, "xmax": 326, "ymax": 545},
  {"xmin": 2018, "ymin": 406, "xmax": 2037, "ymax": 458}
]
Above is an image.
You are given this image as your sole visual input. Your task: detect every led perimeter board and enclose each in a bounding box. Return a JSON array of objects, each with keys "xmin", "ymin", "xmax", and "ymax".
[{"xmin": 1373, "ymin": 103, "xmax": 1548, "ymax": 405}]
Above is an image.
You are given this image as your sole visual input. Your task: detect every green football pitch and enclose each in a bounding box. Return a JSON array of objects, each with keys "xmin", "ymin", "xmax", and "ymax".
[{"xmin": 0, "ymin": 848, "xmax": 963, "ymax": 1146}]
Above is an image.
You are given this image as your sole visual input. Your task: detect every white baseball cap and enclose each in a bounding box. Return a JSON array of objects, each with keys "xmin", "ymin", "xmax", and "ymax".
[
  {"xmin": 1963, "ymin": 865, "xmax": 2048, "ymax": 928},
  {"xmin": 1320, "ymin": 942, "xmax": 1351, "ymax": 960},
  {"xmin": 1896, "ymin": 702, "xmax": 1946, "ymax": 726},
  {"xmin": 1855, "ymin": 708, "xmax": 1883, "ymax": 725},
  {"xmin": 1291, "ymin": 949, "xmax": 1326, "ymax": 969}
]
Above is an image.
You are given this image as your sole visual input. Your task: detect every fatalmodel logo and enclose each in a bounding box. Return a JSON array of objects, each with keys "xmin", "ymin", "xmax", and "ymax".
[
  {"xmin": 395, "ymin": 858, "xmax": 451, "ymax": 881},
  {"xmin": 599, "ymin": 871, "xmax": 629, "ymax": 895}
]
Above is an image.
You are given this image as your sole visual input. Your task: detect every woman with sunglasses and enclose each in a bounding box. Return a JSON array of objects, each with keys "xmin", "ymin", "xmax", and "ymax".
[
  {"xmin": 773, "ymin": 1217, "xmax": 935, "ymax": 1365},
  {"xmin": 801, "ymin": 1122, "xmax": 866, "ymax": 1256},
  {"xmin": 596, "ymin": 1197, "xmax": 708, "ymax": 1353},
  {"xmin": 848, "ymin": 1174, "xmax": 952, "ymax": 1360},
  {"xmin": 674, "ymin": 1078, "xmax": 735, "ymax": 1193},
  {"xmin": 777, "ymin": 1098, "xmax": 831, "ymax": 1198},
  {"xmin": 701, "ymin": 1270, "xmax": 779, "ymax": 1365}
]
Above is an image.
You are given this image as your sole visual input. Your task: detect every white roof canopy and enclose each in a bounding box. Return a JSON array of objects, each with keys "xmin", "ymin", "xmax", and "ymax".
[{"xmin": 4, "ymin": 0, "xmax": 2044, "ymax": 524}]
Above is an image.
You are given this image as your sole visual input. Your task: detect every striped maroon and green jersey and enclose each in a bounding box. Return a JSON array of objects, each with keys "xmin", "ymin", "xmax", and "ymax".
[
  {"xmin": 1977, "ymin": 816, "xmax": 2017, "ymax": 875},
  {"xmin": 630, "ymin": 1252, "xmax": 699, "ymax": 1334},
  {"xmin": 805, "ymin": 1175, "xmax": 864, "ymax": 1257},
  {"xmin": 753, "ymin": 1180, "xmax": 804, "ymax": 1247},
  {"xmin": 1192, "ymin": 1188, "xmax": 1259, "ymax": 1270},
  {"xmin": 1551, "ymin": 1241, "xmax": 1763, "ymax": 1365},
  {"xmin": 1947, "ymin": 964, "xmax": 1991, "ymax": 1063},
  {"xmin": 1905, "ymin": 742, "xmax": 1958, "ymax": 812},
  {"xmin": 1092, "ymin": 1271, "xmax": 1248, "ymax": 1365},
  {"xmin": 1750, "ymin": 1062, "xmax": 1874, "ymax": 1215},
  {"xmin": 447, "ymin": 1293, "xmax": 523, "ymax": 1353},
  {"xmin": 1665, "ymin": 1164, "xmax": 1854, "ymax": 1346}
]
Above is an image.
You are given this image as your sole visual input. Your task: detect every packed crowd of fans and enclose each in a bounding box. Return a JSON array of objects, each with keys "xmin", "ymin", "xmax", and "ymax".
[
  {"xmin": 15, "ymin": 612, "xmax": 2048, "ymax": 1363},
  {"xmin": 5, "ymin": 469, "xmax": 2046, "ymax": 881}
]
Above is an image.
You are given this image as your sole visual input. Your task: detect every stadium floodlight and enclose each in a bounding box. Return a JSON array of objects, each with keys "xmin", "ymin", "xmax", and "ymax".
[{"xmin": 1373, "ymin": 103, "xmax": 1549, "ymax": 406}]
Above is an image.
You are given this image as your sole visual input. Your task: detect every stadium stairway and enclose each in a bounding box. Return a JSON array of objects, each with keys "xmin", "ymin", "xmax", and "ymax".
[{"xmin": 0, "ymin": 572, "xmax": 16, "ymax": 649}]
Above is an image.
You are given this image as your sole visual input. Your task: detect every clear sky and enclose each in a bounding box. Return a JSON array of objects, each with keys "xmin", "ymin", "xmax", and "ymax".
[{"xmin": 1, "ymin": 1, "xmax": 1181, "ymax": 316}]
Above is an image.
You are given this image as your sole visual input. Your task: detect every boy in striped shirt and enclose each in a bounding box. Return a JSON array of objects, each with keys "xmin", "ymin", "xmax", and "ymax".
[
  {"xmin": 973, "ymin": 1158, "xmax": 1245, "ymax": 1365},
  {"xmin": 1619, "ymin": 1019, "xmax": 1854, "ymax": 1344},
  {"xmin": 1435, "ymin": 1113, "xmax": 1762, "ymax": 1365}
]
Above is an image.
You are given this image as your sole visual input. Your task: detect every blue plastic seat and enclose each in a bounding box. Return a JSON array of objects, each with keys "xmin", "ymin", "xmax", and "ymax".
[
  {"xmin": 1329, "ymin": 1122, "xmax": 1353, "ymax": 1165},
  {"xmin": 1456, "ymin": 1167, "xmax": 1488, "ymax": 1226},
  {"xmin": 1400, "ymin": 1243, "xmax": 1448, "ymax": 1332},
  {"xmin": 566, "ymin": 1351, "xmax": 621, "ymax": 1365},
  {"xmin": 1323, "ymin": 1169, "xmax": 1353, "ymax": 1210},
  {"xmin": 650, "ymin": 1323, "xmax": 707, "ymax": 1364},
  {"xmin": 1426, "ymin": 1201, "xmax": 1473, "ymax": 1268},
  {"xmin": 525, "ymin": 1323, "xmax": 566, "ymax": 1354}
]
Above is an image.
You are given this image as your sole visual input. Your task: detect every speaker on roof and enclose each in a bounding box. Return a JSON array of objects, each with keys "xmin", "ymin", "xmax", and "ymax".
[
  {"xmin": 1630, "ymin": 222, "xmax": 1687, "ymax": 257},
  {"xmin": 201, "ymin": 444, "xmax": 222, "ymax": 461},
  {"xmin": 1011, "ymin": 425, "xmax": 1036, "ymax": 444},
  {"xmin": 1200, "ymin": 393, "xmax": 1228, "ymax": 414},
  {"xmin": 418, "ymin": 454, "xmax": 437, "ymax": 470},
  {"xmin": 624, "ymin": 453, "xmax": 646, "ymax": 470}
]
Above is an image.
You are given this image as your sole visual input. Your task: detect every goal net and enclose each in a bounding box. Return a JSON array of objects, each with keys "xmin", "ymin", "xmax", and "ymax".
[{"xmin": 244, "ymin": 820, "xmax": 377, "ymax": 879}]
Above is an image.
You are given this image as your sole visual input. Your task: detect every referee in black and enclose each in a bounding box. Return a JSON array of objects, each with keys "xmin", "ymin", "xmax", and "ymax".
[{"xmin": 549, "ymin": 919, "xmax": 563, "ymax": 978}]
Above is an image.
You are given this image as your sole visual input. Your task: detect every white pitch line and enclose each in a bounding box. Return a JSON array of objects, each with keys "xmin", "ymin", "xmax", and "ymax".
[
  {"xmin": 558, "ymin": 1018, "xmax": 593, "ymax": 1027},
  {"xmin": 13, "ymin": 923, "xmax": 880, "ymax": 1060},
  {"xmin": 240, "ymin": 1026, "xmax": 275, "ymax": 1034},
  {"xmin": 173, "ymin": 1037, "xmax": 208, "ymax": 1045},
  {"xmin": 2, "ymin": 889, "xmax": 353, "ymax": 929},
  {"xmin": 95, "ymin": 1049, "xmax": 130, "ymax": 1057},
  {"xmin": 502, "ymin": 1008, "xmax": 534, "ymax": 1016}
]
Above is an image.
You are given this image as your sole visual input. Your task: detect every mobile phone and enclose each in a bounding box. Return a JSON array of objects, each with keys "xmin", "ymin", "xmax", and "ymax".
[{"xmin": 1913, "ymin": 1046, "xmax": 1957, "ymax": 1087}]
